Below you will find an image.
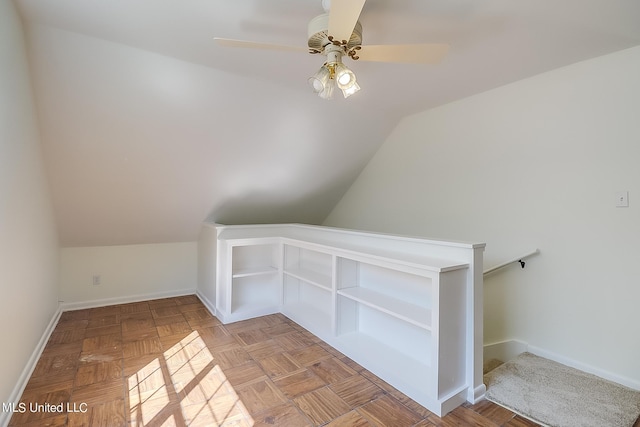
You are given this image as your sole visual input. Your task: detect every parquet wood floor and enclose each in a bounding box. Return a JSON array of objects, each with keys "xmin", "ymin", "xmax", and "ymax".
[{"xmin": 10, "ymin": 295, "xmax": 539, "ymax": 426}]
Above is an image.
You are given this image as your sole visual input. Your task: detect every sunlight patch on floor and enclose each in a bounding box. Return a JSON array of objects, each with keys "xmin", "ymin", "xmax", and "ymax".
[{"xmin": 128, "ymin": 331, "xmax": 254, "ymax": 426}]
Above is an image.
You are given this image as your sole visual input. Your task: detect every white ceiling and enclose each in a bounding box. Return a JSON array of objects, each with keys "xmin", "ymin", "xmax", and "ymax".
[{"xmin": 14, "ymin": 0, "xmax": 640, "ymax": 247}]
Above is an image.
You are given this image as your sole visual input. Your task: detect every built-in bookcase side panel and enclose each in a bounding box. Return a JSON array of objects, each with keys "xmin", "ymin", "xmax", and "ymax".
[
  {"xmin": 437, "ymin": 269, "xmax": 469, "ymax": 398},
  {"xmin": 330, "ymin": 254, "xmax": 337, "ymax": 334},
  {"xmin": 224, "ymin": 242, "xmax": 234, "ymax": 317},
  {"xmin": 215, "ymin": 240, "xmax": 229, "ymax": 318}
]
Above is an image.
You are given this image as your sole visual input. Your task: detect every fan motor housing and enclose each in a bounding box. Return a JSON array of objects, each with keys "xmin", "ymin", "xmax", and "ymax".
[{"xmin": 308, "ymin": 13, "xmax": 362, "ymax": 53}]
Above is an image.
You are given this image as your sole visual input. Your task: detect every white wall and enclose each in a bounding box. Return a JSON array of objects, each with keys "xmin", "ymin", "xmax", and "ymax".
[
  {"xmin": 59, "ymin": 242, "xmax": 197, "ymax": 306},
  {"xmin": 0, "ymin": 0, "xmax": 60, "ymax": 414},
  {"xmin": 197, "ymin": 224, "xmax": 217, "ymax": 312},
  {"xmin": 325, "ymin": 46, "xmax": 640, "ymax": 387}
]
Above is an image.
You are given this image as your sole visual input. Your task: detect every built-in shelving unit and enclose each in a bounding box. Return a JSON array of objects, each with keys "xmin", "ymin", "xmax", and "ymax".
[{"xmin": 208, "ymin": 223, "xmax": 485, "ymax": 416}]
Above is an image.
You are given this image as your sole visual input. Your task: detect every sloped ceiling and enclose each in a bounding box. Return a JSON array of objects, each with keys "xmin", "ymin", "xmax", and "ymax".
[{"xmin": 14, "ymin": 0, "xmax": 640, "ymax": 247}]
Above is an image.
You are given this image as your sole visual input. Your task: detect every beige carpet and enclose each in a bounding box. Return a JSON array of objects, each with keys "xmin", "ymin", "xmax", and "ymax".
[{"xmin": 484, "ymin": 352, "xmax": 640, "ymax": 427}]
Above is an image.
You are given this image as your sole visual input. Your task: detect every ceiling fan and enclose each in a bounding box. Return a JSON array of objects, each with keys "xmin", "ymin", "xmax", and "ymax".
[{"xmin": 214, "ymin": 0, "xmax": 449, "ymax": 99}]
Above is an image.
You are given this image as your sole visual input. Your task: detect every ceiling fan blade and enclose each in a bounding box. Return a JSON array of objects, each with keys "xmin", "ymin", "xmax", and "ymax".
[
  {"xmin": 214, "ymin": 37, "xmax": 307, "ymax": 53},
  {"xmin": 328, "ymin": 0, "xmax": 367, "ymax": 43},
  {"xmin": 356, "ymin": 43, "xmax": 450, "ymax": 64}
]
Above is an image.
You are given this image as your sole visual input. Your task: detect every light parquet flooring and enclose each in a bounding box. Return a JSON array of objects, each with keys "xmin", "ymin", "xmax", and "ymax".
[{"xmin": 10, "ymin": 295, "xmax": 539, "ymax": 427}]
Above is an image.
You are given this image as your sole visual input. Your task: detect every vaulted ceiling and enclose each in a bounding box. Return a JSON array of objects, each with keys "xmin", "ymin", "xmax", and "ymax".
[{"xmin": 14, "ymin": 0, "xmax": 640, "ymax": 247}]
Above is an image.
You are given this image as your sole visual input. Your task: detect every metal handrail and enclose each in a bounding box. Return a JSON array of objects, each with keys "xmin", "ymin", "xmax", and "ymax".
[{"xmin": 483, "ymin": 249, "xmax": 539, "ymax": 276}]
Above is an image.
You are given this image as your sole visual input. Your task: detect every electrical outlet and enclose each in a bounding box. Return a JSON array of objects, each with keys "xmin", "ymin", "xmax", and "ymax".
[
  {"xmin": 616, "ymin": 191, "xmax": 629, "ymax": 207},
  {"xmin": 92, "ymin": 275, "xmax": 101, "ymax": 286}
]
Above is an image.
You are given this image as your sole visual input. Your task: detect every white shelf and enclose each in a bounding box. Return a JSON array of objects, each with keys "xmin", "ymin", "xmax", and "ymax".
[
  {"xmin": 232, "ymin": 266, "xmax": 278, "ymax": 279},
  {"xmin": 283, "ymin": 267, "xmax": 331, "ymax": 291},
  {"xmin": 338, "ymin": 287, "xmax": 432, "ymax": 330}
]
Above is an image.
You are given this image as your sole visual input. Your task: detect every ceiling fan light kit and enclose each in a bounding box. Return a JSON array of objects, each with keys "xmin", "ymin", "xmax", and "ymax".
[
  {"xmin": 309, "ymin": 44, "xmax": 360, "ymax": 99},
  {"xmin": 309, "ymin": 62, "xmax": 360, "ymax": 99},
  {"xmin": 214, "ymin": 0, "xmax": 448, "ymax": 100}
]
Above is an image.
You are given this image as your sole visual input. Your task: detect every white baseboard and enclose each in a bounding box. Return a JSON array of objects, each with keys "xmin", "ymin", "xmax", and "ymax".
[
  {"xmin": 195, "ymin": 290, "xmax": 217, "ymax": 318},
  {"xmin": 483, "ymin": 339, "xmax": 640, "ymax": 391},
  {"xmin": 1, "ymin": 305, "xmax": 63, "ymax": 427},
  {"xmin": 58, "ymin": 288, "xmax": 197, "ymax": 311},
  {"xmin": 467, "ymin": 383, "xmax": 487, "ymax": 404},
  {"xmin": 527, "ymin": 345, "xmax": 640, "ymax": 391},
  {"xmin": 483, "ymin": 339, "xmax": 528, "ymax": 364}
]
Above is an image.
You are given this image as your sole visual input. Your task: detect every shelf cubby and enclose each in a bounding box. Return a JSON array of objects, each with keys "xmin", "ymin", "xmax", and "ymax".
[
  {"xmin": 333, "ymin": 330, "xmax": 432, "ymax": 395},
  {"xmin": 230, "ymin": 274, "xmax": 280, "ymax": 314},
  {"xmin": 232, "ymin": 243, "xmax": 279, "ymax": 275},
  {"xmin": 226, "ymin": 242, "xmax": 281, "ymax": 319},
  {"xmin": 282, "ymin": 274, "xmax": 332, "ymax": 338},
  {"xmin": 283, "ymin": 244, "xmax": 333, "ymax": 291}
]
